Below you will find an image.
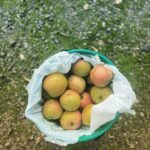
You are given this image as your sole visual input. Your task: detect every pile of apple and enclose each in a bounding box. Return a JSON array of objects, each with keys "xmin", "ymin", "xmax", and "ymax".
[{"xmin": 42, "ymin": 60, "xmax": 113, "ymax": 130}]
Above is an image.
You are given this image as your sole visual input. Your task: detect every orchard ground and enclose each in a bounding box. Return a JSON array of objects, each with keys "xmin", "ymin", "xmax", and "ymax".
[{"xmin": 0, "ymin": 1, "xmax": 150, "ymax": 150}]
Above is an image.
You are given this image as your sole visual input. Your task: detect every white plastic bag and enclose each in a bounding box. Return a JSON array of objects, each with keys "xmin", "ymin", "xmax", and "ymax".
[{"xmin": 25, "ymin": 51, "xmax": 136, "ymax": 146}]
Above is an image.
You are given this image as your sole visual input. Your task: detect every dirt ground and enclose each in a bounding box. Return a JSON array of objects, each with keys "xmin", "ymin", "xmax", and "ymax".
[{"xmin": 0, "ymin": 1, "xmax": 150, "ymax": 150}]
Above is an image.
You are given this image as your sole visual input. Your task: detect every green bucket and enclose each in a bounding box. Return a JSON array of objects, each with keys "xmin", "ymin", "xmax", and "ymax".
[{"xmin": 68, "ymin": 49, "xmax": 120, "ymax": 142}]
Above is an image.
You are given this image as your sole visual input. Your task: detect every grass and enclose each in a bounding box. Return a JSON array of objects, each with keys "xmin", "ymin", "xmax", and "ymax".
[{"xmin": 0, "ymin": 0, "xmax": 150, "ymax": 150}]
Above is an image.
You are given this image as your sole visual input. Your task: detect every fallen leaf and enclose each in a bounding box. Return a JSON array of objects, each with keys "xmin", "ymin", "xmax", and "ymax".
[
  {"xmin": 22, "ymin": 75, "xmax": 30, "ymax": 82},
  {"xmin": 91, "ymin": 46, "xmax": 99, "ymax": 52}
]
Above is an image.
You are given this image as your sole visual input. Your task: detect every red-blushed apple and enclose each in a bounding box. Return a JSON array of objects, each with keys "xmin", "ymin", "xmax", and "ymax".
[
  {"xmin": 90, "ymin": 64, "xmax": 113, "ymax": 87},
  {"xmin": 80, "ymin": 92, "xmax": 93, "ymax": 110}
]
